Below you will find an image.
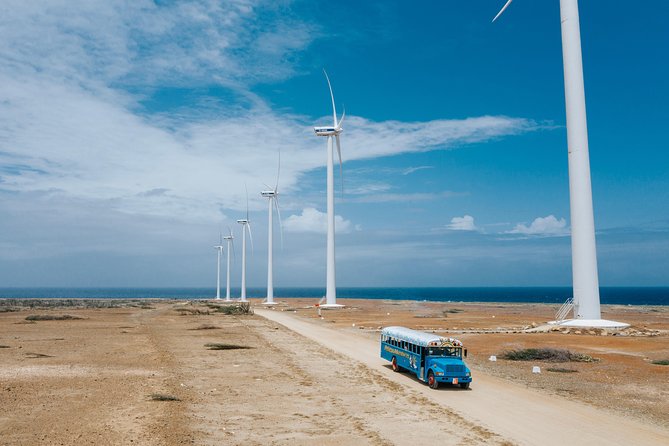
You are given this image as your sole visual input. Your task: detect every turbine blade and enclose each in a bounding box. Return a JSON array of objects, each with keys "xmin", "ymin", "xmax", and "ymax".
[
  {"xmin": 231, "ymin": 238, "xmax": 236, "ymax": 261},
  {"xmin": 323, "ymin": 69, "xmax": 337, "ymax": 128},
  {"xmin": 337, "ymin": 107, "xmax": 345, "ymax": 130},
  {"xmin": 245, "ymin": 183, "xmax": 249, "ymax": 221},
  {"xmin": 275, "ymin": 148, "xmax": 281, "ymax": 192},
  {"xmin": 274, "ymin": 197, "xmax": 284, "ymax": 249},
  {"xmin": 247, "ymin": 224, "xmax": 254, "ymax": 253},
  {"xmin": 335, "ymin": 134, "xmax": 343, "ymax": 197},
  {"xmin": 492, "ymin": 0, "xmax": 513, "ymax": 23}
]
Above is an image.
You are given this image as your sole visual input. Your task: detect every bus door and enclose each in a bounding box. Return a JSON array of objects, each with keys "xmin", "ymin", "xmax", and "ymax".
[{"xmin": 419, "ymin": 346, "xmax": 426, "ymax": 381}]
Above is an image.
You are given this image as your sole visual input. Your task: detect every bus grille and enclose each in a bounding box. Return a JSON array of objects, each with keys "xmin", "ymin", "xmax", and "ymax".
[{"xmin": 445, "ymin": 365, "xmax": 465, "ymax": 373}]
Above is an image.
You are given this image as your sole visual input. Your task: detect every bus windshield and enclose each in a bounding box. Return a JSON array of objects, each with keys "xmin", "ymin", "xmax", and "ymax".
[{"xmin": 426, "ymin": 347, "xmax": 461, "ymax": 357}]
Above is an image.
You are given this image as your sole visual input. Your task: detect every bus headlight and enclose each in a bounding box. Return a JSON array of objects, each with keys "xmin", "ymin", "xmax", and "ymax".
[{"xmin": 466, "ymin": 372, "xmax": 471, "ymax": 377}]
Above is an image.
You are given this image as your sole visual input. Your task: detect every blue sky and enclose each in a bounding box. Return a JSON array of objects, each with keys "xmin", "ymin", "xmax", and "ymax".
[{"xmin": 0, "ymin": 0, "xmax": 667, "ymax": 288}]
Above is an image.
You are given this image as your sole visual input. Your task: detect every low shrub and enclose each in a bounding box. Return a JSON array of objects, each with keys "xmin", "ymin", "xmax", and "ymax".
[
  {"xmin": 214, "ymin": 302, "xmax": 253, "ymax": 315},
  {"xmin": 651, "ymin": 359, "xmax": 669, "ymax": 366},
  {"xmin": 25, "ymin": 352, "xmax": 53, "ymax": 358},
  {"xmin": 175, "ymin": 308, "xmax": 209, "ymax": 315},
  {"xmin": 0, "ymin": 307, "xmax": 20, "ymax": 313},
  {"xmin": 443, "ymin": 308, "xmax": 464, "ymax": 314},
  {"xmin": 205, "ymin": 343, "xmax": 252, "ymax": 350},
  {"xmin": 500, "ymin": 348, "xmax": 598, "ymax": 363},
  {"xmin": 546, "ymin": 367, "xmax": 578, "ymax": 373},
  {"xmin": 150, "ymin": 393, "xmax": 180, "ymax": 401},
  {"xmin": 25, "ymin": 314, "xmax": 82, "ymax": 321}
]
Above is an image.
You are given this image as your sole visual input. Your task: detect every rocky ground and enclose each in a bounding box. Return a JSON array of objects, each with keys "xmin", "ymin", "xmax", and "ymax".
[{"xmin": 1, "ymin": 298, "xmax": 667, "ymax": 444}]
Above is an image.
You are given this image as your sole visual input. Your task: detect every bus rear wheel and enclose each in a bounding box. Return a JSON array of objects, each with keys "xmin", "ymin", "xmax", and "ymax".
[
  {"xmin": 460, "ymin": 382, "xmax": 470, "ymax": 390},
  {"xmin": 391, "ymin": 357, "xmax": 400, "ymax": 372},
  {"xmin": 427, "ymin": 371, "xmax": 439, "ymax": 389}
]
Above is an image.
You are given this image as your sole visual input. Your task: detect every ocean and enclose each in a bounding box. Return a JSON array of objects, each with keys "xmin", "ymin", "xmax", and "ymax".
[{"xmin": 0, "ymin": 287, "xmax": 667, "ymax": 306}]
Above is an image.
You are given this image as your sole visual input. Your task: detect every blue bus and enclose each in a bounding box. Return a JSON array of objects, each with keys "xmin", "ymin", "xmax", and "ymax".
[{"xmin": 380, "ymin": 326, "xmax": 472, "ymax": 389}]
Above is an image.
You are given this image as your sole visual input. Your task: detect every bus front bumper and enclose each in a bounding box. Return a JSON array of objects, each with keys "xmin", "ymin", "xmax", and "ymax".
[{"xmin": 435, "ymin": 375, "xmax": 472, "ymax": 385}]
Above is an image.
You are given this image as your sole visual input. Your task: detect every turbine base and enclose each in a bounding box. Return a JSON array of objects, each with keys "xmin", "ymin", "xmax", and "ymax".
[
  {"xmin": 549, "ymin": 319, "xmax": 629, "ymax": 329},
  {"xmin": 319, "ymin": 303, "xmax": 345, "ymax": 309},
  {"xmin": 262, "ymin": 301, "xmax": 278, "ymax": 306}
]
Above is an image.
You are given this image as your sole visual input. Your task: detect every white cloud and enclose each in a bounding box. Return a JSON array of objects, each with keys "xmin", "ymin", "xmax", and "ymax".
[
  {"xmin": 0, "ymin": 0, "xmax": 540, "ymax": 220},
  {"xmin": 448, "ymin": 215, "xmax": 477, "ymax": 231},
  {"xmin": 284, "ymin": 208, "xmax": 353, "ymax": 234},
  {"xmin": 0, "ymin": 0, "xmax": 544, "ymax": 273},
  {"xmin": 508, "ymin": 215, "xmax": 570, "ymax": 236}
]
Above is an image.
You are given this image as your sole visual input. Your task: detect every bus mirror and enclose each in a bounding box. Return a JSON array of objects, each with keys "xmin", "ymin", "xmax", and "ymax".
[{"xmin": 464, "ymin": 349, "xmax": 468, "ymax": 358}]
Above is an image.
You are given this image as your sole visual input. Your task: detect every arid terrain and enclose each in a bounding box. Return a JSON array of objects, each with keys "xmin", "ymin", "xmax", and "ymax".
[{"xmin": 1, "ymin": 298, "xmax": 667, "ymax": 445}]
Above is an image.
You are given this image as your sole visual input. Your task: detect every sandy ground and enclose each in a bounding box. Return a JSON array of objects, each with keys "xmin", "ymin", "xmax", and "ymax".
[{"xmin": 0, "ymin": 298, "xmax": 667, "ymax": 445}]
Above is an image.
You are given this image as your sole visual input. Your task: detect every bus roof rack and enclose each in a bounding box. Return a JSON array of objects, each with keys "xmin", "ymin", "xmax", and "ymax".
[{"xmin": 381, "ymin": 326, "xmax": 463, "ymax": 348}]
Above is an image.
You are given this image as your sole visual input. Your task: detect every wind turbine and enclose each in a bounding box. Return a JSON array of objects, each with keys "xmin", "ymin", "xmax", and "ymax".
[
  {"xmin": 492, "ymin": 0, "xmax": 627, "ymax": 327},
  {"xmin": 313, "ymin": 69, "xmax": 345, "ymax": 308},
  {"xmin": 261, "ymin": 151, "xmax": 283, "ymax": 305},
  {"xmin": 214, "ymin": 232, "xmax": 224, "ymax": 300},
  {"xmin": 237, "ymin": 188, "xmax": 253, "ymax": 302},
  {"xmin": 223, "ymin": 228, "xmax": 234, "ymax": 302}
]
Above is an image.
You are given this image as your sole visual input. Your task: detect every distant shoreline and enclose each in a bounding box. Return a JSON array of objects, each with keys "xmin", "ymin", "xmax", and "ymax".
[{"xmin": 1, "ymin": 286, "xmax": 668, "ymax": 306}]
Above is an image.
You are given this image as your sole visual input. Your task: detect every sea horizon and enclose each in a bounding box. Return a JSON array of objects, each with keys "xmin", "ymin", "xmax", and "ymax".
[{"xmin": 0, "ymin": 286, "xmax": 667, "ymax": 306}]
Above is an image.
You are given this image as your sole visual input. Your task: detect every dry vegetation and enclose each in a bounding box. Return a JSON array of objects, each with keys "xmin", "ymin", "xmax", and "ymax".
[{"xmin": 500, "ymin": 348, "xmax": 598, "ymax": 362}]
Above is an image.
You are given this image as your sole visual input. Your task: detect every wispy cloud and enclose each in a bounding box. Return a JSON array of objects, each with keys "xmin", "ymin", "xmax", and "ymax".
[
  {"xmin": 350, "ymin": 191, "xmax": 462, "ymax": 204},
  {"xmin": 402, "ymin": 166, "xmax": 434, "ymax": 175},
  {"xmin": 341, "ymin": 115, "xmax": 541, "ymax": 161}
]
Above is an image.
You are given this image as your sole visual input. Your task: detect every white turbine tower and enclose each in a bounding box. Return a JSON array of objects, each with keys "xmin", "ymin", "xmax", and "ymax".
[
  {"xmin": 314, "ymin": 70, "xmax": 345, "ymax": 309},
  {"xmin": 261, "ymin": 152, "xmax": 283, "ymax": 305},
  {"xmin": 493, "ymin": 0, "xmax": 627, "ymax": 327},
  {"xmin": 214, "ymin": 232, "xmax": 224, "ymax": 300},
  {"xmin": 223, "ymin": 228, "xmax": 234, "ymax": 302},
  {"xmin": 237, "ymin": 189, "xmax": 253, "ymax": 303}
]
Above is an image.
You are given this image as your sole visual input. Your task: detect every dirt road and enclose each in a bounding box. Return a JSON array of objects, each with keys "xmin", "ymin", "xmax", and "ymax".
[
  {"xmin": 256, "ymin": 308, "xmax": 669, "ymax": 446},
  {"xmin": 0, "ymin": 301, "xmax": 507, "ymax": 445}
]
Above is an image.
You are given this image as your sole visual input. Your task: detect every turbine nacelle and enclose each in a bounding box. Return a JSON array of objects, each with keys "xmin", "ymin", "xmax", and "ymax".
[
  {"xmin": 237, "ymin": 219, "xmax": 249, "ymax": 225},
  {"xmin": 261, "ymin": 190, "xmax": 277, "ymax": 197},
  {"xmin": 223, "ymin": 235, "xmax": 233, "ymax": 240},
  {"xmin": 314, "ymin": 126, "xmax": 342, "ymax": 137}
]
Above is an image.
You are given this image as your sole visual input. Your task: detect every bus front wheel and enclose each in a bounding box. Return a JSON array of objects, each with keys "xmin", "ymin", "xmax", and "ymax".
[
  {"xmin": 460, "ymin": 382, "xmax": 470, "ymax": 390},
  {"xmin": 427, "ymin": 371, "xmax": 439, "ymax": 389},
  {"xmin": 391, "ymin": 357, "xmax": 400, "ymax": 372}
]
